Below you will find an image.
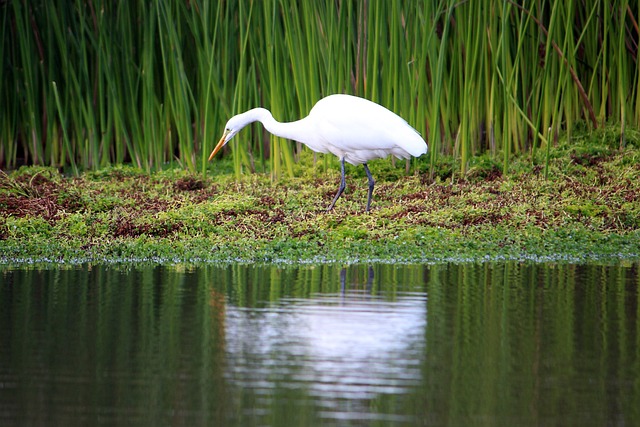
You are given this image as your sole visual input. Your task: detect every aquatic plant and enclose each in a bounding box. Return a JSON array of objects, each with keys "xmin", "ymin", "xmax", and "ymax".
[
  {"xmin": 1, "ymin": 129, "xmax": 638, "ymax": 265},
  {"xmin": 1, "ymin": 1, "xmax": 639, "ymax": 178}
]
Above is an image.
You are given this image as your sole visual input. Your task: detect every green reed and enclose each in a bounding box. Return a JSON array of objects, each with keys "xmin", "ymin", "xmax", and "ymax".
[{"xmin": 1, "ymin": 1, "xmax": 639, "ymax": 178}]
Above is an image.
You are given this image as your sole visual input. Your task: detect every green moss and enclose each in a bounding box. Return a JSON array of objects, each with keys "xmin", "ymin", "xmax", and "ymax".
[
  {"xmin": 4, "ymin": 216, "xmax": 53, "ymax": 239},
  {"xmin": 1, "ymin": 125, "xmax": 640, "ymax": 266},
  {"xmin": 564, "ymin": 202, "xmax": 607, "ymax": 218}
]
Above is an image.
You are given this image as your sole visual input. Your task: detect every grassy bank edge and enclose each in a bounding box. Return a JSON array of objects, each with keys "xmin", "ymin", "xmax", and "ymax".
[
  {"xmin": 1, "ymin": 213, "xmax": 639, "ymax": 269},
  {"xmin": 2, "ymin": 125, "xmax": 640, "ymax": 268}
]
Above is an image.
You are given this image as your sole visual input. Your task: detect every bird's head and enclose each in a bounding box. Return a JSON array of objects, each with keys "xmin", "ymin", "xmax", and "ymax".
[
  {"xmin": 208, "ymin": 125, "xmax": 238, "ymax": 161},
  {"xmin": 208, "ymin": 108, "xmax": 272, "ymax": 161}
]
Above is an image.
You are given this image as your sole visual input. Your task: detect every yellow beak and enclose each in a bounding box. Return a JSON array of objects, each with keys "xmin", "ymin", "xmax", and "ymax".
[{"xmin": 208, "ymin": 130, "xmax": 230, "ymax": 161}]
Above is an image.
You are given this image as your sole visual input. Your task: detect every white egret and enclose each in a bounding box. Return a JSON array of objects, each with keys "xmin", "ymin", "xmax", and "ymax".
[{"xmin": 208, "ymin": 94, "xmax": 428, "ymax": 212}]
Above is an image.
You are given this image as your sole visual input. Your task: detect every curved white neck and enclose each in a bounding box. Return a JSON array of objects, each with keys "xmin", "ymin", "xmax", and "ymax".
[{"xmin": 237, "ymin": 108, "xmax": 310, "ymax": 144}]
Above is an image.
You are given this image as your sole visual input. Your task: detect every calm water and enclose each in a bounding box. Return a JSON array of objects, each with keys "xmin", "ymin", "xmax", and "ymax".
[{"xmin": 1, "ymin": 262, "xmax": 639, "ymax": 426}]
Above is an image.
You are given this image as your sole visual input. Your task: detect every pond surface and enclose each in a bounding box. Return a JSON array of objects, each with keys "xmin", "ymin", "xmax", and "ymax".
[{"xmin": 1, "ymin": 262, "xmax": 639, "ymax": 426}]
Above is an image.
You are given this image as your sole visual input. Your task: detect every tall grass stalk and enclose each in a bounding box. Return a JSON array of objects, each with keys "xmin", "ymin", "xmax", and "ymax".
[{"xmin": 2, "ymin": 1, "xmax": 640, "ymax": 178}]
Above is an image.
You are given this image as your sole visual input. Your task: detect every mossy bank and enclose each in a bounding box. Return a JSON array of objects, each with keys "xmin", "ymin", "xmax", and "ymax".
[{"xmin": 1, "ymin": 127, "xmax": 639, "ymax": 267}]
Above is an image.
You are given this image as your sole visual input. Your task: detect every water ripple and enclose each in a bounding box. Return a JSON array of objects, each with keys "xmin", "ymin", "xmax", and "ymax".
[{"xmin": 224, "ymin": 291, "xmax": 427, "ymax": 420}]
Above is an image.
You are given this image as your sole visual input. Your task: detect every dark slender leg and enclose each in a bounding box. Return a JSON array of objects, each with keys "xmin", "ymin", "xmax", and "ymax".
[
  {"xmin": 327, "ymin": 157, "xmax": 346, "ymax": 211},
  {"xmin": 366, "ymin": 265, "xmax": 374, "ymax": 292},
  {"xmin": 363, "ymin": 163, "xmax": 375, "ymax": 212}
]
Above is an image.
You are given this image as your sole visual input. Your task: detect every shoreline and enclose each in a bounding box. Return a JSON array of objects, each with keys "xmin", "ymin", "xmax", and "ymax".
[{"xmin": 2, "ymin": 132, "xmax": 639, "ymax": 268}]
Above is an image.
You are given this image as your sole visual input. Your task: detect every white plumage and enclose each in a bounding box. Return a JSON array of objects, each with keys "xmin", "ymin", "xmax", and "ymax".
[{"xmin": 209, "ymin": 94, "xmax": 428, "ymax": 211}]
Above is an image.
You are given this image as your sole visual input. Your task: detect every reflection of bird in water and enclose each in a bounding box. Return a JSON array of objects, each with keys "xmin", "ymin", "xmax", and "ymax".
[
  {"xmin": 340, "ymin": 266, "xmax": 375, "ymax": 294},
  {"xmin": 208, "ymin": 94, "xmax": 428, "ymax": 211},
  {"xmin": 223, "ymin": 264, "xmax": 426, "ymax": 403}
]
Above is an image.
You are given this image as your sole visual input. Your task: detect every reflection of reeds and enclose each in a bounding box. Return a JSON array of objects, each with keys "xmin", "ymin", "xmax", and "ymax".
[{"xmin": 2, "ymin": 1, "xmax": 637, "ymax": 177}]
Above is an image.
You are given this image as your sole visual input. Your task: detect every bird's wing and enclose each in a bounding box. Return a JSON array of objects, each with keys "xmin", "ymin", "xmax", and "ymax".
[{"xmin": 310, "ymin": 95, "xmax": 427, "ymax": 161}]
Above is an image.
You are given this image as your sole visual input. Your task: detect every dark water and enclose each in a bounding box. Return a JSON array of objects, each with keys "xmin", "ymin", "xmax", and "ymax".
[{"xmin": 1, "ymin": 262, "xmax": 639, "ymax": 426}]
